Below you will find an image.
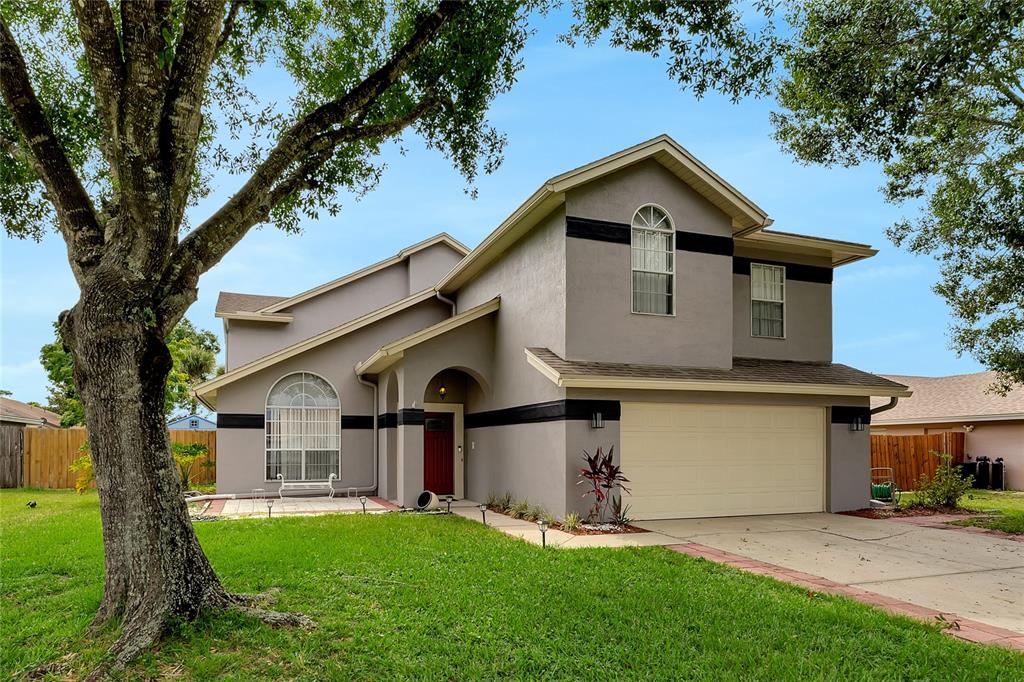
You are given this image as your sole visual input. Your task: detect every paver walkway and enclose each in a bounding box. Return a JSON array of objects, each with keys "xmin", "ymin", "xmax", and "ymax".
[{"xmin": 201, "ymin": 495, "xmax": 396, "ymax": 518}]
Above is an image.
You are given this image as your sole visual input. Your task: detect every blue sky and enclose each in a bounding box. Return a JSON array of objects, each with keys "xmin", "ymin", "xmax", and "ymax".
[{"xmin": 0, "ymin": 12, "xmax": 982, "ymax": 406}]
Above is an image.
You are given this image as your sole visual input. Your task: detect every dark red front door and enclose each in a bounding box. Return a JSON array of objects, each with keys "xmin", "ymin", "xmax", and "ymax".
[{"xmin": 423, "ymin": 412, "xmax": 454, "ymax": 495}]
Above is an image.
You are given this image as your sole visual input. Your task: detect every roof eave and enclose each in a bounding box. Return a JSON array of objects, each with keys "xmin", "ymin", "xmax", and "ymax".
[
  {"xmin": 872, "ymin": 412, "xmax": 1024, "ymax": 426},
  {"xmin": 215, "ymin": 311, "xmax": 294, "ymax": 323}
]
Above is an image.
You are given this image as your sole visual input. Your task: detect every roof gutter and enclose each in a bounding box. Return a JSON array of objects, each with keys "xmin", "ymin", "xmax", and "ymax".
[{"xmin": 870, "ymin": 397, "xmax": 900, "ymax": 416}]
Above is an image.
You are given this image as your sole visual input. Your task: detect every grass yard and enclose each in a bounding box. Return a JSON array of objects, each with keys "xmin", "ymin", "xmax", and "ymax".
[
  {"xmin": 2, "ymin": 490, "xmax": 1023, "ymax": 680},
  {"xmin": 952, "ymin": 489, "xmax": 1024, "ymax": 534}
]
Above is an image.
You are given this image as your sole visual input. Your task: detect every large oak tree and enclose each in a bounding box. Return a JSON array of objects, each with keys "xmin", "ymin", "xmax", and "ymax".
[{"xmin": 0, "ymin": 0, "xmax": 776, "ymax": 674}]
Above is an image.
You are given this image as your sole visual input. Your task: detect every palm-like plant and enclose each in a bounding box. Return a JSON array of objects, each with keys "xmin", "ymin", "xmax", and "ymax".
[{"xmin": 578, "ymin": 447, "xmax": 631, "ymax": 523}]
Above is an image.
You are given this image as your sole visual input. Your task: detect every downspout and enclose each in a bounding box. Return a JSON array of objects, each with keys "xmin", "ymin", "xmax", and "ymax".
[
  {"xmin": 870, "ymin": 397, "xmax": 899, "ymax": 416},
  {"xmin": 435, "ymin": 289, "xmax": 456, "ymax": 316},
  {"xmin": 355, "ymin": 374, "xmax": 379, "ymax": 495}
]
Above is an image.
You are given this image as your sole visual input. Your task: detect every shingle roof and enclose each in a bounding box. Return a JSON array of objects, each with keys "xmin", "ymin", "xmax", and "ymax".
[
  {"xmin": 528, "ymin": 348, "xmax": 908, "ymax": 391},
  {"xmin": 870, "ymin": 371, "xmax": 1024, "ymax": 422},
  {"xmin": 0, "ymin": 397, "xmax": 62, "ymax": 426},
  {"xmin": 215, "ymin": 291, "xmax": 287, "ymax": 314}
]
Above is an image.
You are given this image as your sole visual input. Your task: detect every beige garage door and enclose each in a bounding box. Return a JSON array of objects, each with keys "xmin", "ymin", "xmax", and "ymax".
[{"xmin": 620, "ymin": 403, "xmax": 825, "ymax": 519}]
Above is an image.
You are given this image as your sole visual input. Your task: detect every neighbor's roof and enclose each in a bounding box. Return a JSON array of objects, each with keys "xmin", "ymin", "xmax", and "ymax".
[
  {"xmin": 215, "ymin": 233, "xmax": 468, "ymax": 322},
  {"xmin": 870, "ymin": 371, "xmax": 1024, "ymax": 424},
  {"xmin": 0, "ymin": 397, "xmax": 62, "ymax": 426},
  {"xmin": 439, "ymin": 134, "xmax": 874, "ymax": 293},
  {"xmin": 526, "ymin": 348, "xmax": 910, "ymax": 397}
]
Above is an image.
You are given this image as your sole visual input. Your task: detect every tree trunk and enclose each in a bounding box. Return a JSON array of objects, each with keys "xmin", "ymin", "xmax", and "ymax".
[{"xmin": 64, "ymin": 294, "xmax": 228, "ymax": 670}]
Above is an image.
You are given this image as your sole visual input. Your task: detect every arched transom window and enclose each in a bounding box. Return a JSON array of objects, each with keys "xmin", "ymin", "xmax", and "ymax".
[
  {"xmin": 265, "ymin": 372, "xmax": 340, "ymax": 481},
  {"xmin": 631, "ymin": 205, "xmax": 674, "ymax": 315}
]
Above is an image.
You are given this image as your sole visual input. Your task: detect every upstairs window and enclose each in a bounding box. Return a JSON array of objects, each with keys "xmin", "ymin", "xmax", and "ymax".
[
  {"xmin": 751, "ymin": 263, "xmax": 785, "ymax": 338},
  {"xmin": 631, "ymin": 205, "xmax": 674, "ymax": 315}
]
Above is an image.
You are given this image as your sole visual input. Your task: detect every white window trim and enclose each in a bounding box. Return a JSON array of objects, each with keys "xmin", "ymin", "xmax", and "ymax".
[
  {"xmin": 750, "ymin": 263, "xmax": 786, "ymax": 339},
  {"xmin": 264, "ymin": 371, "xmax": 342, "ymax": 482},
  {"xmin": 630, "ymin": 203, "xmax": 676, "ymax": 316}
]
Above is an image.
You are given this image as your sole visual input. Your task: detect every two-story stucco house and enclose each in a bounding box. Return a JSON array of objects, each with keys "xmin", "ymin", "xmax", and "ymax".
[{"xmin": 196, "ymin": 135, "xmax": 911, "ymax": 519}]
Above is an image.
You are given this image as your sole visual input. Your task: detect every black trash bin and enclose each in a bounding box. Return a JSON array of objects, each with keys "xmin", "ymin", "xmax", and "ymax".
[
  {"xmin": 958, "ymin": 460, "xmax": 978, "ymax": 483},
  {"xmin": 990, "ymin": 458, "xmax": 1005, "ymax": 491},
  {"xmin": 974, "ymin": 456, "xmax": 991, "ymax": 489}
]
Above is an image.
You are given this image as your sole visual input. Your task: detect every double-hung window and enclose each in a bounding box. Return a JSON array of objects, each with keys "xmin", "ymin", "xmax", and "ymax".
[
  {"xmin": 631, "ymin": 205, "xmax": 674, "ymax": 315},
  {"xmin": 751, "ymin": 263, "xmax": 785, "ymax": 338}
]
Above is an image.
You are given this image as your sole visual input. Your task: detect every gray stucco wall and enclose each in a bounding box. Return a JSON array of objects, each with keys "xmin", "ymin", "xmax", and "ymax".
[
  {"xmin": 563, "ymin": 160, "xmax": 734, "ymax": 367},
  {"xmin": 732, "ymin": 247, "xmax": 833, "ymax": 363},
  {"xmin": 225, "ymin": 242, "xmax": 463, "ymax": 370},
  {"xmin": 215, "ymin": 298, "xmax": 450, "ymax": 494},
  {"xmin": 456, "ymin": 207, "xmax": 566, "ymax": 409},
  {"xmin": 827, "ymin": 416, "xmax": 871, "ymax": 512}
]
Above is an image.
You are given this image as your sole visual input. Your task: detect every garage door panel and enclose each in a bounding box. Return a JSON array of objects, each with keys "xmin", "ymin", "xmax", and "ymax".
[{"xmin": 620, "ymin": 403, "xmax": 825, "ymax": 520}]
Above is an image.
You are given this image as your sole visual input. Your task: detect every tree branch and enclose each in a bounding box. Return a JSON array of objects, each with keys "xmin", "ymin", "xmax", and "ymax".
[
  {"xmin": 0, "ymin": 16, "xmax": 103, "ymax": 278},
  {"xmin": 163, "ymin": 1, "xmax": 227, "ymax": 234},
  {"xmin": 71, "ymin": 0, "xmax": 124, "ymax": 177},
  {"xmin": 216, "ymin": 0, "xmax": 247, "ymax": 53}
]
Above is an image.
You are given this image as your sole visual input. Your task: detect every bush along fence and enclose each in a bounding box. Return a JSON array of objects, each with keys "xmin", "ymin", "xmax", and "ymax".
[
  {"xmin": 869, "ymin": 433, "xmax": 965, "ymax": 492},
  {"xmin": 19, "ymin": 426, "xmax": 216, "ymax": 489}
]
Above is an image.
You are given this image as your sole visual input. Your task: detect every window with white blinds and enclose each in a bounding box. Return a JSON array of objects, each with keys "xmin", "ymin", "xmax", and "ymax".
[
  {"xmin": 751, "ymin": 263, "xmax": 785, "ymax": 338},
  {"xmin": 265, "ymin": 372, "xmax": 340, "ymax": 481},
  {"xmin": 631, "ymin": 205, "xmax": 674, "ymax": 315}
]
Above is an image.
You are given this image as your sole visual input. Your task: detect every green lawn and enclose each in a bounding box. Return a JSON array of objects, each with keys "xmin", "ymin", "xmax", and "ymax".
[
  {"xmin": 3, "ymin": 490, "xmax": 1022, "ymax": 680},
  {"xmin": 953, "ymin": 489, "xmax": 1024, "ymax": 534}
]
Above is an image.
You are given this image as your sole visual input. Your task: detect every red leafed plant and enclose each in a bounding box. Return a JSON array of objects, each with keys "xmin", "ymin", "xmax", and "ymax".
[{"xmin": 578, "ymin": 446, "xmax": 631, "ymax": 523}]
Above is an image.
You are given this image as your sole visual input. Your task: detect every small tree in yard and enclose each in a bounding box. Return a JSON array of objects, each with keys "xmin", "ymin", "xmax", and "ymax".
[
  {"xmin": 912, "ymin": 452, "xmax": 973, "ymax": 510},
  {"xmin": 0, "ymin": 0, "xmax": 780, "ymax": 673}
]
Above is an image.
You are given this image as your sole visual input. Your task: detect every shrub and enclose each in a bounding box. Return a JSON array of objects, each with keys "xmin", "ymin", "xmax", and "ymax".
[
  {"xmin": 578, "ymin": 446, "xmax": 630, "ymax": 522},
  {"xmin": 611, "ymin": 495, "xmax": 633, "ymax": 526},
  {"xmin": 498, "ymin": 491, "xmax": 513, "ymax": 510},
  {"xmin": 526, "ymin": 504, "xmax": 546, "ymax": 522},
  {"xmin": 69, "ymin": 440, "xmax": 94, "ymax": 494},
  {"xmin": 561, "ymin": 511, "xmax": 582, "ymax": 532},
  {"xmin": 914, "ymin": 452, "xmax": 972, "ymax": 509},
  {"xmin": 509, "ymin": 499, "xmax": 530, "ymax": 519},
  {"xmin": 172, "ymin": 442, "xmax": 209, "ymax": 490},
  {"xmin": 486, "ymin": 492, "xmax": 499, "ymax": 509},
  {"xmin": 540, "ymin": 511, "xmax": 558, "ymax": 526}
]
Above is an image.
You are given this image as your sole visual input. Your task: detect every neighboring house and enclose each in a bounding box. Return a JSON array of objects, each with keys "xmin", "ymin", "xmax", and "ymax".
[
  {"xmin": 871, "ymin": 372, "xmax": 1023, "ymax": 490},
  {"xmin": 196, "ymin": 135, "xmax": 909, "ymax": 519},
  {"xmin": 168, "ymin": 414, "xmax": 217, "ymax": 431},
  {"xmin": 0, "ymin": 397, "xmax": 61, "ymax": 428}
]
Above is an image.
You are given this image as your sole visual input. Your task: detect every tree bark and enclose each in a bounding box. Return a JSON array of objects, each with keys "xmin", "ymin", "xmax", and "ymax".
[{"xmin": 62, "ymin": 288, "xmax": 226, "ymax": 672}]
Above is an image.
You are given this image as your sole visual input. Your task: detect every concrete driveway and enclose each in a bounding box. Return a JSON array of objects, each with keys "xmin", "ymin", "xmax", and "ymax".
[{"xmin": 640, "ymin": 513, "xmax": 1024, "ymax": 632}]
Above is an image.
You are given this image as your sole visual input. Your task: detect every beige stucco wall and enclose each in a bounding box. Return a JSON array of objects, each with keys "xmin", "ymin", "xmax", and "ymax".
[
  {"xmin": 872, "ymin": 420, "xmax": 1023, "ymax": 490},
  {"xmin": 408, "ymin": 243, "xmax": 464, "ymax": 293}
]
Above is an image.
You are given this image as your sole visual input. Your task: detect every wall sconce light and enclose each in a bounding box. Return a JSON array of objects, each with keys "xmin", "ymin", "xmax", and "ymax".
[
  {"xmin": 438, "ymin": 384, "xmax": 447, "ymax": 400},
  {"xmin": 591, "ymin": 412, "xmax": 604, "ymax": 429},
  {"xmin": 850, "ymin": 416, "xmax": 865, "ymax": 432},
  {"xmin": 359, "ymin": 495, "xmax": 367, "ymax": 514}
]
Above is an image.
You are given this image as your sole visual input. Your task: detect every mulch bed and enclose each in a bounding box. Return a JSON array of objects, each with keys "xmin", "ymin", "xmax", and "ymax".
[
  {"xmin": 840, "ymin": 506, "xmax": 974, "ymax": 520},
  {"xmin": 554, "ymin": 523, "xmax": 649, "ymax": 536}
]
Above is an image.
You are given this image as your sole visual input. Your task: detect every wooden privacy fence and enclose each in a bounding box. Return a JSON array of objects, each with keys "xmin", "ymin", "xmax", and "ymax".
[
  {"xmin": 0, "ymin": 423, "xmax": 25, "ymax": 488},
  {"xmin": 870, "ymin": 432, "xmax": 966, "ymax": 491},
  {"xmin": 20, "ymin": 427, "xmax": 216, "ymax": 489}
]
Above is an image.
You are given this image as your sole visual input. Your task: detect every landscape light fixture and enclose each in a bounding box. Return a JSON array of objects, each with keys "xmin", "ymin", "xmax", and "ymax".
[
  {"xmin": 444, "ymin": 495, "xmax": 454, "ymax": 513},
  {"xmin": 538, "ymin": 519, "xmax": 548, "ymax": 548},
  {"xmin": 359, "ymin": 495, "xmax": 368, "ymax": 514},
  {"xmin": 265, "ymin": 498, "xmax": 275, "ymax": 518},
  {"xmin": 479, "ymin": 503, "xmax": 488, "ymax": 525}
]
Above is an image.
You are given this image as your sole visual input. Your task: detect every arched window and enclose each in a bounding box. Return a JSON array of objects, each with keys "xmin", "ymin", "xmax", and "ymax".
[
  {"xmin": 265, "ymin": 372, "xmax": 340, "ymax": 481},
  {"xmin": 631, "ymin": 205, "xmax": 674, "ymax": 315}
]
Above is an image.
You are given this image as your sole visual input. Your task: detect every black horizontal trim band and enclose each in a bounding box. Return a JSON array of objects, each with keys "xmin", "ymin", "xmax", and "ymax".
[
  {"xmin": 217, "ymin": 413, "xmax": 263, "ymax": 429},
  {"xmin": 675, "ymin": 231, "xmax": 734, "ymax": 257},
  {"xmin": 378, "ymin": 413, "xmax": 397, "ymax": 429},
  {"xmin": 341, "ymin": 415, "xmax": 374, "ymax": 429},
  {"xmin": 733, "ymin": 256, "xmax": 833, "ymax": 284},
  {"xmin": 397, "ymin": 408, "xmax": 425, "ymax": 426},
  {"xmin": 831, "ymin": 406, "xmax": 871, "ymax": 425},
  {"xmin": 566, "ymin": 215, "xmax": 735, "ymax": 258},
  {"xmin": 466, "ymin": 399, "xmax": 621, "ymax": 429},
  {"xmin": 566, "ymin": 216, "xmax": 630, "ymax": 244}
]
